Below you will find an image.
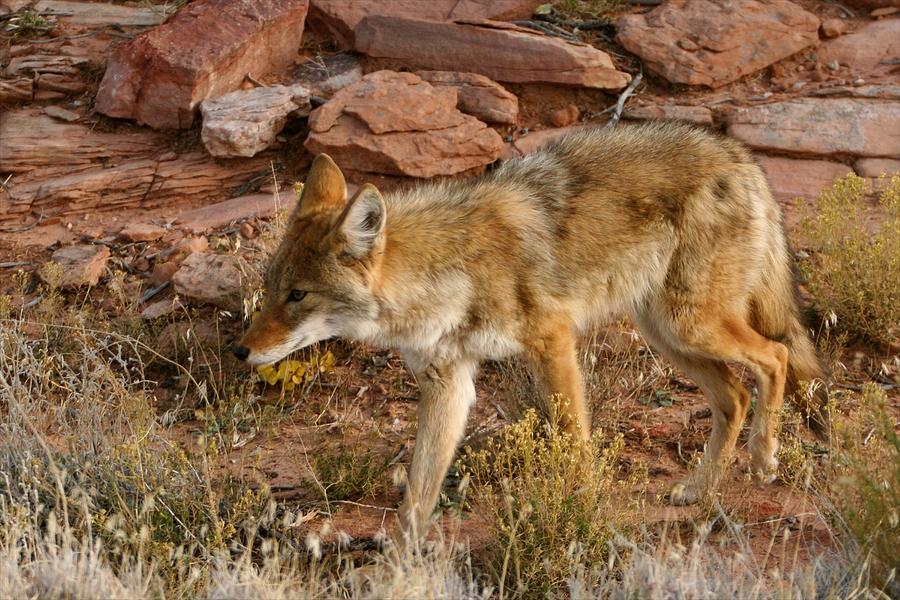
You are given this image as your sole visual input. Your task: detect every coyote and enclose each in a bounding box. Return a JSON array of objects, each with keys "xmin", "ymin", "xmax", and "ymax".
[{"xmin": 234, "ymin": 121, "xmax": 827, "ymax": 540}]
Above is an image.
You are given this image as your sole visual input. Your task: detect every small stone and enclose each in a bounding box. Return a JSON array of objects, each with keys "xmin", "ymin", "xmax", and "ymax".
[
  {"xmin": 118, "ymin": 222, "xmax": 167, "ymax": 242},
  {"xmin": 43, "ymin": 105, "xmax": 81, "ymax": 122},
  {"xmin": 172, "ymin": 252, "xmax": 249, "ymax": 311},
  {"xmin": 149, "ymin": 261, "xmax": 180, "ymax": 286},
  {"xmin": 168, "ymin": 236, "xmax": 209, "ymax": 262},
  {"xmin": 677, "ymin": 38, "xmax": 700, "ymax": 51},
  {"xmin": 820, "ymin": 18, "xmax": 848, "ymax": 38},
  {"xmin": 158, "ymin": 151, "xmax": 177, "ymax": 161},
  {"xmin": 827, "ymin": 60, "xmax": 840, "ymax": 71},
  {"xmin": 548, "ymin": 104, "xmax": 580, "ymax": 128},
  {"xmin": 239, "ymin": 222, "xmax": 256, "ymax": 239},
  {"xmin": 42, "ymin": 244, "xmax": 110, "ymax": 288},
  {"xmin": 131, "ymin": 257, "xmax": 150, "ymax": 272},
  {"xmin": 141, "ymin": 298, "xmax": 179, "ymax": 320},
  {"xmin": 853, "ymin": 77, "xmax": 866, "ymax": 86}
]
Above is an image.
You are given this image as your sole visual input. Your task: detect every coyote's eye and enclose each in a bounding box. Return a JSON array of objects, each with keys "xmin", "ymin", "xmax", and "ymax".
[{"xmin": 288, "ymin": 289, "xmax": 308, "ymax": 302}]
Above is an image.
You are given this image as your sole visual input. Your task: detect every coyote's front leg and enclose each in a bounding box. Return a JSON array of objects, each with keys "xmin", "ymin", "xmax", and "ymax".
[{"xmin": 398, "ymin": 359, "xmax": 476, "ymax": 543}]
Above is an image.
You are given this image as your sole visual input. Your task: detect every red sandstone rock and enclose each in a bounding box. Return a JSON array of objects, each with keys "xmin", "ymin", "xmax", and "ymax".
[
  {"xmin": 819, "ymin": 18, "xmax": 900, "ymax": 76},
  {"xmin": 95, "ymin": 0, "xmax": 309, "ymax": 129},
  {"xmin": 416, "ymin": 71, "xmax": 519, "ymax": 125},
  {"xmin": 355, "ymin": 17, "xmax": 630, "ymax": 89},
  {"xmin": 820, "ymin": 18, "xmax": 848, "ymax": 38},
  {"xmin": 172, "ymin": 253, "xmax": 249, "ymax": 311},
  {"xmin": 548, "ymin": 104, "xmax": 580, "ymax": 128},
  {"xmin": 42, "ymin": 244, "xmax": 110, "ymax": 288},
  {"xmin": 727, "ymin": 99, "xmax": 900, "ymax": 158},
  {"xmin": 307, "ymin": 0, "xmax": 541, "ymax": 47},
  {"xmin": 616, "ymin": 0, "xmax": 820, "ymax": 88},
  {"xmin": 305, "ymin": 71, "xmax": 504, "ymax": 178}
]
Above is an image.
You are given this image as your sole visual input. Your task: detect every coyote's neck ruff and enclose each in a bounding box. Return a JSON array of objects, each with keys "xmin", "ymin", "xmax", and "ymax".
[{"xmin": 235, "ymin": 121, "xmax": 827, "ymax": 542}]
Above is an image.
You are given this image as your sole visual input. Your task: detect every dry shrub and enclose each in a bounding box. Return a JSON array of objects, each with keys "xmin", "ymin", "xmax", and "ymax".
[
  {"xmin": 830, "ymin": 384, "xmax": 899, "ymax": 592},
  {"xmin": 460, "ymin": 398, "xmax": 644, "ymax": 597},
  {"xmin": 800, "ymin": 174, "xmax": 900, "ymax": 346}
]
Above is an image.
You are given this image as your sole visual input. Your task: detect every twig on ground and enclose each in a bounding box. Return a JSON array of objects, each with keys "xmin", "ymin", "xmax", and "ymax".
[
  {"xmin": 0, "ymin": 212, "xmax": 44, "ymax": 233},
  {"xmin": 511, "ymin": 20, "xmax": 579, "ymax": 41},
  {"xmin": 140, "ymin": 281, "xmax": 170, "ymax": 305},
  {"xmin": 606, "ymin": 71, "xmax": 643, "ymax": 129},
  {"xmin": 0, "ymin": 261, "xmax": 32, "ymax": 269}
]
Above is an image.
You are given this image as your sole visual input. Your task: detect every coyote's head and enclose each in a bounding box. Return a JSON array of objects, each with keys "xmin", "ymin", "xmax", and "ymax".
[{"xmin": 233, "ymin": 154, "xmax": 386, "ymax": 365}]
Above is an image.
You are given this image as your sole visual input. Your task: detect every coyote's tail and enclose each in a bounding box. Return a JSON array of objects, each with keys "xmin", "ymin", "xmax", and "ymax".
[{"xmin": 751, "ymin": 241, "xmax": 830, "ymax": 439}]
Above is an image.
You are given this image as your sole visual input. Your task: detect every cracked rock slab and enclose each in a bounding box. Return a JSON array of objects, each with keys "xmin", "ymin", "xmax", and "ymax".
[
  {"xmin": 355, "ymin": 16, "xmax": 630, "ymax": 89},
  {"xmin": 617, "ymin": 0, "xmax": 820, "ymax": 88},
  {"xmin": 726, "ymin": 98, "xmax": 900, "ymax": 158},
  {"xmin": 201, "ymin": 84, "xmax": 311, "ymax": 157},
  {"xmin": 305, "ymin": 70, "xmax": 504, "ymax": 178}
]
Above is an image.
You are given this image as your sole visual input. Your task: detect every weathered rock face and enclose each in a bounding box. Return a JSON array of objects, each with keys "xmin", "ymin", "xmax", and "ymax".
[
  {"xmin": 819, "ymin": 18, "xmax": 900, "ymax": 76},
  {"xmin": 356, "ymin": 17, "xmax": 630, "ymax": 89},
  {"xmin": 854, "ymin": 157, "xmax": 900, "ymax": 178},
  {"xmin": 34, "ymin": 0, "xmax": 170, "ymax": 26},
  {"xmin": 616, "ymin": 0, "xmax": 820, "ymax": 88},
  {"xmin": 726, "ymin": 99, "xmax": 900, "ymax": 158},
  {"xmin": 416, "ymin": 71, "xmax": 518, "ymax": 124},
  {"xmin": 42, "ymin": 244, "xmax": 111, "ymax": 288},
  {"xmin": 201, "ymin": 85, "xmax": 310, "ymax": 158},
  {"xmin": 95, "ymin": 0, "xmax": 309, "ymax": 129},
  {"xmin": 175, "ymin": 193, "xmax": 284, "ymax": 234},
  {"xmin": 305, "ymin": 70, "xmax": 504, "ymax": 178},
  {"xmin": 0, "ymin": 110, "xmax": 271, "ymax": 223},
  {"xmin": 307, "ymin": 0, "xmax": 541, "ymax": 47},
  {"xmin": 172, "ymin": 253, "xmax": 249, "ymax": 311}
]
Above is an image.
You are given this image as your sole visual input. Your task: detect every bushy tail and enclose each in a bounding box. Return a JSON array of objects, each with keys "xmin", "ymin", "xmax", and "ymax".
[{"xmin": 751, "ymin": 244, "xmax": 830, "ymax": 439}]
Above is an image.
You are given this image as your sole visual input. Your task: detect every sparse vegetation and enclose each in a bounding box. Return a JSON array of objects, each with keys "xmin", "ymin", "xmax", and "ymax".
[
  {"xmin": 800, "ymin": 174, "xmax": 900, "ymax": 347},
  {"xmin": 460, "ymin": 398, "xmax": 644, "ymax": 596}
]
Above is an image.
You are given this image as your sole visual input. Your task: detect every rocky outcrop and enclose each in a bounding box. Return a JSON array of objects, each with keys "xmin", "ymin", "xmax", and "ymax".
[
  {"xmin": 355, "ymin": 17, "xmax": 630, "ymax": 89},
  {"xmin": 416, "ymin": 71, "xmax": 518, "ymax": 124},
  {"xmin": 0, "ymin": 110, "xmax": 270, "ymax": 223},
  {"xmin": 201, "ymin": 85, "xmax": 311, "ymax": 158},
  {"xmin": 305, "ymin": 70, "xmax": 504, "ymax": 178},
  {"xmin": 95, "ymin": 0, "xmax": 309, "ymax": 129},
  {"xmin": 726, "ymin": 99, "xmax": 900, "ymax": 158},
  {"xmin": 617, "ymin": 0, "xmax": 820, "ymax": 88}
]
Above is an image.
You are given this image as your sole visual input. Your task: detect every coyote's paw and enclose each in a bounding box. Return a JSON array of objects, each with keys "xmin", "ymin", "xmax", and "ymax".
[
  {"xmin": 667, "ymin": 481, "xmax": 702, "ymax": 506},
  {"xmin": 750, "ymin": 454, "xmax": 779, "ymax": 484}
]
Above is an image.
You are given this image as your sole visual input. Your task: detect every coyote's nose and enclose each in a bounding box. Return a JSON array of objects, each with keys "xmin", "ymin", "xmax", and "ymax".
[{"xmin": 232, "ymin": 345, "xmax": 250, "ymax": 361}]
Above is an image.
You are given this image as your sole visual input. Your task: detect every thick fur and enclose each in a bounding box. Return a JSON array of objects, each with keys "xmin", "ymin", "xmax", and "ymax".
[{"xmin": 237, "ymin": 122, "xmax": 827, "ymax": 538}]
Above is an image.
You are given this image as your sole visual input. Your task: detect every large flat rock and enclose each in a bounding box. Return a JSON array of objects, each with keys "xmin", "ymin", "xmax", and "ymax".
[
  {"xmin": 95, "ymin": 0, "xmax": 309, "ymax": 129},
  {"xmin": 308, "ymin": 0, "xmax": 541, "ymax": 47},
  {"xmin": 305, "ymin": 70, "xmax": 504, "ymax": 178},
  {"xmin": 355, "ymin": 17, "xmax": 630, "ymax": 89},
  {"xmin": 617, "ymin": 0, "xmax": 820, "ymax": 88},
  {"xmin": 726, "ymin": 99, "xmax": 900, "ymax": 158},
  {"xmin": 172, "ymin": 253, "xmax": 249, "ymax": 311}
]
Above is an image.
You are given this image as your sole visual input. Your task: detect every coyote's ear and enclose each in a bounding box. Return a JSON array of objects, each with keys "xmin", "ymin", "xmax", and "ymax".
[
  {"xmin": 296, "ymin": 154, "xmax": 346, "ymax": 218},
  {"xmin": 337, "ymin": 184, "xmax": 385, "ymax": 259}
]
